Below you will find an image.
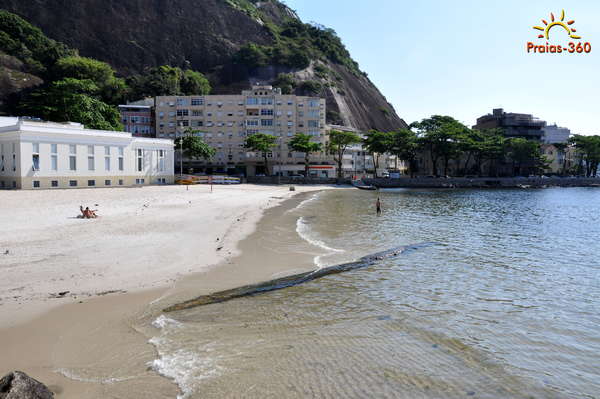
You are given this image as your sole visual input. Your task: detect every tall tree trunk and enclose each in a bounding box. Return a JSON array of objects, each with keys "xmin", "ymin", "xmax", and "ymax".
[
  {"xmin": 264, "ymin": 155, "xmax": 269, "ymax": 176},
  {"xmin": 444, "ymin": 157, "xmax": 449, "ymax": 177},
  {"xmin": 305, "ymin": 153, "xmax": 310, "ymax": 177},
  {"xmin": 429, "ymin": 146, "xmax": 437, "ymax": 176},
  {"xmin": 463, "ymin": 152, "xmax": 472, "ymax": 176}
]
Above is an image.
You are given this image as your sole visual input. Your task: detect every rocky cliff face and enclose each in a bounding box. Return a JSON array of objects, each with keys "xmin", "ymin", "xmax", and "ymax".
[{"xmin": 0, "ymin": 0, "xmax": 406, "ymax": 131}]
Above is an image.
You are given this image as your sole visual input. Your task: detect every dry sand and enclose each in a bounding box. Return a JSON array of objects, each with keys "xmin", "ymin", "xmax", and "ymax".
[
  {"xmin": 0, "ymin": 184, "xmax": 331, "ymax": 328},
  {"xmin": 0, "ymin": 186, "xmax": 338, "ymax": 399},
  {"xmin": 0, "ymin": 184, "xmax": 340, "ymax": 398}
]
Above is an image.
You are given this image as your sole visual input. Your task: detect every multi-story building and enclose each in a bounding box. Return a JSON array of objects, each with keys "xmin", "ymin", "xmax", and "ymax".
[
  {"xmin": 474, "ymin": 108, "xmax": 546, "ymax": 140},
  {"xmin": 0, "ymin": 117, "xmax": 174, "ymax": 190},
  {"xmin": 542, "ymin": 124, "xmax": 571, "ymax": 144},
  {"xmin": 155, "ymin": 85, "xmax": 329, "ymax": 177},
  {"xmin": 119, "ymin": 99, "xmax": 155, "ymax": 137}
]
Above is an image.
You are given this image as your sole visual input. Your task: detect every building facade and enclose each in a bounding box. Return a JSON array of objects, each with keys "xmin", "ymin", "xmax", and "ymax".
[
  {"xmin": 155, "ymin": 85, "xmax": 329, "ymax": 176},
  {"xmin": 0, "ymin": 117, "xmax": 174, "ymax": 190},
  {"xmin": 474, "ymin": 108, "xmax": 546, "ymax": 140},
  {"xmin": 542, "ymin": 124, "xmax": 571, "ymax": 144},
  {"xmin": 119, "ymin": 103, "xmax": 155, "ymax": 137}
]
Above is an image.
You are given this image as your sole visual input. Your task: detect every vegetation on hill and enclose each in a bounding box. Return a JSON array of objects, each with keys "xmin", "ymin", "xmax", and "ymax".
[
  {"xmin": 234, "ymin": 18, "xmax": 361, "ymax": 75},
  {"xmin": 0, "ymin": 10, "xmax": 211, "ymax": 130}
]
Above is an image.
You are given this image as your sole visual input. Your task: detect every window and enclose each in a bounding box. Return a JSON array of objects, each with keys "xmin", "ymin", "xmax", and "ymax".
[
  {"xmin": 88, "ymin": 180, "xmax": 95, "ymax": 187},
  {"xmin": 260, "ymin": 98, "xmax": 273, "ymax": 105},
  {"xmin": 87, "ymin": 145, "xmax": 95, "ymax": 170},
  {"xmin": 33, "ymin": 180, "xmax": 40, "ymax": 188},
  {"xmin": 158, "ymin": 150, "xmax": 165, "ymax": 172},
  {"xmin": 104, "ymin": 146, "xmax": 111, "ymax": 171},
  {"xmin": 105, "ymin": 180, "xmax": 111, "ymax": 186},
  {"xmin": 136, "ymin": 149, "xmax": 143, "ymax": 172},
  {"xmin": 192, "ymin": 110, "xmax": 203, "ymax": 117},
  {"xmin": 135, "ymin": 178, "xmax": 145, "ymax": 185},
  {"xmin": 118, "ymin": 179, "xmax": 124, "ymax": 186},
  {"xmin": 246, "ymin": 120, "xmax": 259, "ymax": 126},
  {"xmin": 50, "ymin": 144, "xmax": 58, "ymax": 171},
  {"xmin": 191, "ymin": 98, "xmax": 204, "ymax": 106},
  {"xmin": 157, "ymin": 178, "xmax": 166, "ymax": 184},
  {"xmin": 308, "ymin": 120, "xmax": 319, "ymax": 128},
  {"xmin": 246, "ymin": 97, "xmax": 259, "ymax": 105},
  {"xmin": 261, "ymin": 119, "xmax": 274, "ymax": 126},
  {"xmin": 309, "ymin": 100, "xmax": 320, "ymax": 107},
  {"xmin": 176, "ymin": 109, "xmax": 189, "ymax": 117},
  {"xmin": 32, "ymin": 143, "xmax": 40, "ymax": 171},
  {"xmin": 51, "ymin": 180, "xmax": 58, "ymax": 187},
  {"xmin": 118, "ymin": 147, "xmax": 124, "ymax": 171},
  {"xmin": 69, "ymin": 156, "xmax": 77, "ymax": 171},
  {"xmin": 176, "ymin": 98, "xmax": 188, "ymax": 106},
  {"xmin": 260, "ymin": 109, "xmax": 274, "ymax": 116},
  {"xmin": 69, "ymin": 180, "xmax": 77, "ymax": 187}
]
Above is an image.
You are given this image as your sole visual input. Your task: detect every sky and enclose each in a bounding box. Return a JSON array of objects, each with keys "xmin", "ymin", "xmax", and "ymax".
[{"xmin": 284, "ymin": 0, "xmax": 600, "ymax": 134}]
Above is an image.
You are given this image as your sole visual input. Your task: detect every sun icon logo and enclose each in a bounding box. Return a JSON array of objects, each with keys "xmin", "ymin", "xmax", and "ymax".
[{"xmin": 533, "ymin": 10, "xmax": 581, "ymax": 40}]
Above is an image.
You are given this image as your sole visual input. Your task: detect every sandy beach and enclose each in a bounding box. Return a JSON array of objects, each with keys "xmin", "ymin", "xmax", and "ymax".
[{"xmin": 0, "ymin": 183, "xmax": 338, "ymax": 398}]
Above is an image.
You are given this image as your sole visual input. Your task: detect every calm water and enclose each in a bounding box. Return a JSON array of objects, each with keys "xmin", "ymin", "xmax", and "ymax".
[{"xmin": 151, "ymin": 188, "xmax": 600, "ymax": 398}]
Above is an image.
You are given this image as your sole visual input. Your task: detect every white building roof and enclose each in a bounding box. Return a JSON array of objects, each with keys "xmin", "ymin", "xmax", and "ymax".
[{"xmin": 0, "ymin": 116, "xmax": 173, "ymax": 147}]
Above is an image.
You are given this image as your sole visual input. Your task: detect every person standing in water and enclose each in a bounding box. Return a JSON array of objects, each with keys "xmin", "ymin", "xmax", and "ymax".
[{"xmin": 376, "ymin": 197, "xmax": 382, "ymax": 215}]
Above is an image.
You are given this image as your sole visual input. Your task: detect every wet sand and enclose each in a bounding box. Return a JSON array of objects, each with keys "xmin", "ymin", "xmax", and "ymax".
[{"xmin": 0, "ymin": 188, "xmax": 334, "ymax": 398}]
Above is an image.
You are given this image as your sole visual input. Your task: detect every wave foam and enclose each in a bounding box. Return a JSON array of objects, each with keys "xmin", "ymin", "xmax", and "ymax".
[
  {"xmin": 152, "ymin": 315, "xmax": 183, "ymax": 330},
  {"xmin": 296, "ymin": 216, "xmax": 344, "ymax": 267},
  {"xmin": 149, "ymin": 336, "xmax": 222, "ymax": 399}
]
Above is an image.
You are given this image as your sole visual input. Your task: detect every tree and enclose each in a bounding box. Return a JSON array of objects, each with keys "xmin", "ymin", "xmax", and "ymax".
[
  {"xmin": 552, "ymin": 142, "xmax": 568, "ymax": 176},
  {"xmin": 52, "ymin": 56, "xmax": 127, "ymax": 104},
  {"xmin": 175, "ymin": 128, "xmax": 216, "ymax": 161},
  {"xmin": 363, "ymin": 130, "xmax": 392, "ymax": 177},
  {"xmin": 181, "ymin": 69, "xmax": 211, "ymax": 95},
  {"xmin": 390, "ymin": 129, "xmax": 419, "ymax": 177},
  {"xmin": 233, "ymin": 43, "xmax": 269, "ymax": 69},
  {"xmin": 244, "ymin": 133, "xmax": 278, "ymax": 175},
  {"xmin": 289, "ymin": 133, "xmax": 323, "ymax": 177},
  {"xmin": 326, "ymin": 130, "xmax": 361, "ymax": 179},
  {"xmin": 127, "ymin": 66, "xmax": 211, "ymax": 99},
  {"xmin": 411, "ymin": 116, "xmax": 466, "ymax": 176},
  {"xmin": 19, "ymin": 78, "xmax": 122, "ymax": 130},
  {"xmin": 570, "ymin": 135, "xmax": 600, "ymax": 177},
  {"xmin": 506, "ymin": 138, "xmax": 541, "ymax": 176}
]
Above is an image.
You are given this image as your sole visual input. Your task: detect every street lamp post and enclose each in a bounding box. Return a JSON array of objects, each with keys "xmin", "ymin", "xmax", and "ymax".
[
  {"xmin": 278, "ymin": 135, "xmax": 282, "ymax": 185},
  {"xmin": 178, "ymin": 123, "xmax": 184, "ymax": 178}
]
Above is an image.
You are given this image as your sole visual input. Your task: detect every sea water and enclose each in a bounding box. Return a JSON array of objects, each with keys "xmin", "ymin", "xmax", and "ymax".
[{"xmin": 150, "ymin": 188, "xmax": 600, "ymax": 398}]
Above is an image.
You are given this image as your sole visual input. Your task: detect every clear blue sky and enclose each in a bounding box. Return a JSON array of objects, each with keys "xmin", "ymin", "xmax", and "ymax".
[{"xmin": 284, "ymin": 0, "xmax": 600, "ymax": 134}]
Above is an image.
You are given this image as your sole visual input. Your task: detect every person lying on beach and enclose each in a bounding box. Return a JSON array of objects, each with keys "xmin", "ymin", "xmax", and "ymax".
[{"xmin": 79, "ymin": 206, "xmax": 98, "ymax": 219}]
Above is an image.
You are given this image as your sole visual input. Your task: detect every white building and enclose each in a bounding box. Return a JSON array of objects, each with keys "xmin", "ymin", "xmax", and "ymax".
[
  {"xmin": 0, "ymin": 117, "xmax": 174, "ymax": 190},
  {"xmin": 542, "ymin": 124, "xmax": 571, "ymax": 144}
]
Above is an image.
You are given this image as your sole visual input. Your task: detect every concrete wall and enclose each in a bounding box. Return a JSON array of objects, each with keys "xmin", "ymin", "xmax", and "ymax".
[{"xmin": 363, "ymin": 177, "xmax": 600, "ymax": 188}]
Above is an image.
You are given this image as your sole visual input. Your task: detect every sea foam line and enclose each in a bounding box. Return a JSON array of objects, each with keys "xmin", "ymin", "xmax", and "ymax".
[
  {"xmin": 148, "ymin": 335, "xmax": 222, "ymax": 399},
  {"xmin": 296, "ymin": 216, "xmax": 344, "ymax": 268},
  {"xmin": 285, "ymin": 192, "xmax": 321, "ymax": 214}
]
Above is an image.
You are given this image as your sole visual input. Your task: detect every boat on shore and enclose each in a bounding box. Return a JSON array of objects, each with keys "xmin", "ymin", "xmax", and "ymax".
[{"xmin": 352, "ymin": 180, "xmax": 377, "ymax": 190}]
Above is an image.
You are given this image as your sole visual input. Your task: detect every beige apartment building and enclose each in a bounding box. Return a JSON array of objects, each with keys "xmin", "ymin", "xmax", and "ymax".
[{"xmin": 155, "ymin": 85, "xmax": 331, "ymax": 177}]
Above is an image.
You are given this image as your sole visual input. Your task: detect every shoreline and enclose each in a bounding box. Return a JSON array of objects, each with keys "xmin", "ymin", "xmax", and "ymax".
[{"xmin": 0, "ymin": 184, "xmax": 341, "ymax": 398}]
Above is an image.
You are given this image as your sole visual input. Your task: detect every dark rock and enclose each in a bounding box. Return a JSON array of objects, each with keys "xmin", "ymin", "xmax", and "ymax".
[
  {"xmin": 0, "ymin": 371, "xmax": 54, "ymax": 399},
  {"xmin": 0, "ymin": 0, "xmax": 406, "ymax": 131}
]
